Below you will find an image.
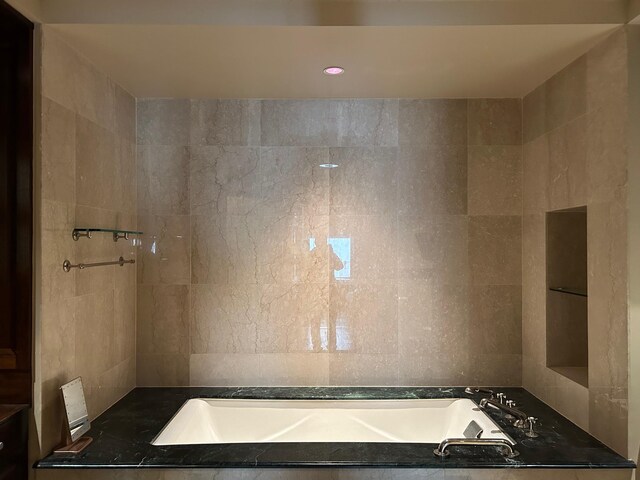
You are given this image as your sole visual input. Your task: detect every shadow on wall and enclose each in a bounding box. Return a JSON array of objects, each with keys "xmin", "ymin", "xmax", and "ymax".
[{"xmin": 312, "ymin": 0, "xmax": 362, "ymax": 25}]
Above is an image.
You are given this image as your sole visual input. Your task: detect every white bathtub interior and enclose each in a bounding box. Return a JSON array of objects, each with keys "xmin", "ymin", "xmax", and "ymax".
[{"xmin": 152, "ymin": 398, "xmax": 513, "ymax": 446}]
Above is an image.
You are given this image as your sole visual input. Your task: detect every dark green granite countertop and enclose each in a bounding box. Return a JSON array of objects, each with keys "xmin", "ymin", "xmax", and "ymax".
[{"xmin": 35, "ymin": 387, "xmax": 636, "ymax": 469}]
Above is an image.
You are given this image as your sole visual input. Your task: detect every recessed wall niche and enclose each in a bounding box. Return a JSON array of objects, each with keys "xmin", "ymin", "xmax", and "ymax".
[{"xmin": 545, "ymin": 206, "xmax": 588, "ymax": 388}]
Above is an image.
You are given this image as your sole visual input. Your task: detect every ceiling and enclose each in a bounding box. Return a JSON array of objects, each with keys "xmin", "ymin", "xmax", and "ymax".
[
  {"xmin": 49, "ymin": 24, "xmax": 619, "ymax": 99},
  {"xmin": 6, "ymin": 0, "xmax": 630, "ymax": 99}
]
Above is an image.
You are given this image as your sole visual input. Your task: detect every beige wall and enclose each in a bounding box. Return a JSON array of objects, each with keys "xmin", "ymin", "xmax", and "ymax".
[
  {"xmin": 522, "ymin": 28, "xmax": 629, "ymax": 455},
  {"xmin": 135, "ymin": 97, "xmax": 523, "ymax": 387},
  {"xmin": 35, "ymin": 26, "xmax": 137, "ymax": 456}
]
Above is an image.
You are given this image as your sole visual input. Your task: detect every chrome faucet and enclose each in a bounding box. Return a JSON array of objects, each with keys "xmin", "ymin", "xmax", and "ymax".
[{"xmin": 479, "ymin": 397, "xmax": 528, "ymax": 428}]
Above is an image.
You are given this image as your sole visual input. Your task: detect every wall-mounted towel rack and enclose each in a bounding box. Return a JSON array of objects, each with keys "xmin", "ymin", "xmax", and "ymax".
[
  {"xmin": 62, "ymin": 256, "xmax": 135, "ymax": 273},
  {"xmin": 72, "ymin": 228, "xmax": 143, "ymax": 242}
]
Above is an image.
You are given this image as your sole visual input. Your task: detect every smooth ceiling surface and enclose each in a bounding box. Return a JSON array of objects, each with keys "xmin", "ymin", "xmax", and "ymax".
[{"xmin": 51, "ymin": 24, "xmax": 619, "ymax": 99}]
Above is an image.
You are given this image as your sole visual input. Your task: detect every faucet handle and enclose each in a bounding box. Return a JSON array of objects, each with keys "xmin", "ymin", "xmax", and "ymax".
[
  {"xmin": 506, "ymin": 400, "xmax": 516, "ymax": 408},
  {"xmin": 525, "ymin": 417, "xmax": 539, "ymax": 438},
  {"xmin": 496, "ymin": 393, "xmax": 506, "ymax": 404}
]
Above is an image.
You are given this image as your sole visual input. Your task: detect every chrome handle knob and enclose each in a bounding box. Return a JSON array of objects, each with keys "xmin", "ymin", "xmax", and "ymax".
[
  {"xmin": 496, "ymin": 393, "xmax": 505, "ymax": 404},
  {"xmin": 526, "ymin": 417, "xmax": 539, "ymax": 438},
  {"xmin": 506, "ymin": 400, "xmax": 516, "ymax": 408}
]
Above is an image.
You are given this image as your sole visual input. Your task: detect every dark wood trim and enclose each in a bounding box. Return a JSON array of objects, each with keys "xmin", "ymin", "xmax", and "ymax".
[{"xmin": 0, "ymin": 0, "xmax": 33, "ymax": 406}]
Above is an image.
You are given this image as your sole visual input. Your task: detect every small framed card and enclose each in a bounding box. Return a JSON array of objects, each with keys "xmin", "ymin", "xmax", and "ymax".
[{"xmin": 54, "ymin": 377, "xmax": 93, "ymax": 454}]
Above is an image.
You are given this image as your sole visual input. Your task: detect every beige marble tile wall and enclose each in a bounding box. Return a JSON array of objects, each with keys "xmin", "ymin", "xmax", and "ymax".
[
  {"xmin": 36, "ymin": 26, "xmax": 137, "ymax": 455},
  {"xmin": 136, "ymin": 97, "xmax": 522, "ymax": 387},
  {"xmin": 522, "ymin": 28, "xmax": 629, "ymax": 455},
  {"xmin": 36, "ymin": 467, "xmax": 633, "ymax": 480}
]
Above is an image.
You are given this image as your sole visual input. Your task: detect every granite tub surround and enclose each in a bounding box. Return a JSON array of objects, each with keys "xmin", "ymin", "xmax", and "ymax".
[
  {"xmin": 136, "ymin": 98, "xmax": 523, "ymax": 388},
  {"xmin": 37, "ymin": 26, "xmax": 137, "ymax": 457},
  {"xmin": 522, "ymin": 28, "xmax": 629, "ymax": 455},
  {"xmin": 35, "ymin": 387, "xmax": 634, "ymax": 472}
]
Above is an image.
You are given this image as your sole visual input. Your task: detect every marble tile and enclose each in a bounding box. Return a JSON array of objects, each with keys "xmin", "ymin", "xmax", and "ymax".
[
  {"xmin": 76, "ymin": 114, "xmax": 117, "ymax": 210},
  {"xmin": 588, "ymin": 200, "xmax": 628, "ymax": 391},
  {"xmin": 586, "ymin": 28, "xmax": 627, "ymax": 113},
  {"xmin": 40, "ymin": 297, "xmax": 77, "ymax": 392},
  {"xmin": 137, "ymin": 353, "xmax": 190, "ymax": 386},
  {"xmin": 41, "ymin": 27, "xmax": 116, "ymax": 131},
  {"xmin": 468, "ymin": 354, "xmax": 522, "ymax": 387},
  {"xmin": 329, "ymin": 354, "xmax": 399, "ymax": 385},
  {"xmin": 523, "ymin": 83, "xmax": 547, "ymax": 142},
  {"xmin": 258, "ymin": 215, "xmax": 331, "ymax": 284},
  {"xmin": 328, "ymin": 215, "xmax": 397, "ymax": 283},
  {"xmin": 468, "ymin": 99, "xmax": 522, "ymax": 146},
  {"xmin": 260, "ymin": 147, "xmax": 329, "ymax": 216},
  {"xmin": 469, "ymin": 285, "xmax": 522, "ymax": 355},
  {"xmin": 586, "ymin": 100, "xmax": 628, "ymax": 204},
  {"xmin": 114, "ymin": 284, "xmax": 136, "ymax": 364},
  {"xmin": 467, "ymin": 145, "xmax": 522, "ymax": 215},
  {"xmin": 41, "ymin": 97, "xmax": 76, "ymax": 204},
  {"xmin": 137, "ymin": 215, "xmax": 191, "ymax": 285},
  {"xmin": 114, "ymin": 84, "xmax": 136, "ymax": 143},
  {"xmin": 190, "ymin": 99, "xmax": 260, "ymax": 146},
  {"xmin": 468, "ymin": 216, "xmax": 522, "ymax": 285},
  {"xmin": 522, "ymin": 135, "xmax": 549, "ymax": 214},
  {"xmin": 257, "ymin": 283, "xmax": 330, "ymax": 353},
  {"xmin": 547, "ymin": 114, "xmax": 587, "ymax": 210},
  {"xmin": 191, "ymin": 214, "xmax": 259, "ymax": 285},
  {"xmin": 190, "ymin": 146, "xmax": 260, "ymax": 215},
  {"xmin": 545, "ymin": 56, "xmax": 587, "ymax": 133},
  {"xmin": 589, "ymin": 387, "xmax": 628, "ymax": 456},
  {"xmin": 398, "ymin": 145, "xmax": 467, "ymax": 215},
  {"xmin": 137, "ymin": 145, "xmax": 190, "ymax": 215},
  {"xmin": 191, "ymin": 284, "xmax": 259, "ymax": 354},
  {"xmin": 521, "ymin": 214, "xmax": 546, "ymax": 364},
  {"xmin": 398, "ymin": 99, "xmax": 467, "ymax": 146},
  {"xmin": 336, "ymin": 99, "xmax": 399, "ymax": 147},
  {"xmin": 329, "ymin": 283, "xmax": 398, "ymax": 354},
  {"xmin": 40, "ymin": 202, "xmax": 76, "ymax": 305},
  {"xmin": 398, "ymin": 281, "xmax": 470, "ymax": 358},
  {"xmin": 137, "ymin": 99, "xmax": 190, "ymax": 146},
  {"xmin": 115, "ymin": 139, "xmax": 137, "ymax": 214},
  {"xmin": 399, "ymin": 352, "xmax": 472, "ymax": 386},
  {"xmin": 329, "ymin": 147, "xmax": 397, "ymax": 215},
  {"xmin": 397, "ymin": 215, "xmax": 468, "ymax": 283},
  {"xmin": 191, "ymin": 353, "xmax": 331, "ymax": 386},
  {"xmin": 261, "ymin": 99, "xmax": 398, "ymax": 147},
  {"xmin": 137, "ymin": 285, "xmax": 190, "ymax": 355},
  {"xmin": 258, "ymin": 353, "xmax": 331, "ymax": 385},
  {"xmin": 41, "ymin": 27, "xmax": 80, "ymax": 115},
  {"xmin": 74, "ymin": 290, "xmax": 115, "ymax": 389}
]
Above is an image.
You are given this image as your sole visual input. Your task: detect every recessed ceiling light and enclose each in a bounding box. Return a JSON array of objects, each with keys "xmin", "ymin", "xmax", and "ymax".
[
  {"xmin": 323, "ymin": 66, "xmax": 344, "ymax": 76},
  {"xmin": 319, "ymin": 163, "xmax": 339, "ymax": 169}
]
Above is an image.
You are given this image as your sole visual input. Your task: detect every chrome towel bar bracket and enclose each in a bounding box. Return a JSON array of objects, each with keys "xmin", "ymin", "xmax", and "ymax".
[{"xmin": 62, "ymin": 256, "xmax": 135, "ymax": 272}]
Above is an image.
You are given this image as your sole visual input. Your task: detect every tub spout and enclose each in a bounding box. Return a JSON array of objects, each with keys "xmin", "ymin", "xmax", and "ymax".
[
  {"xmin": 464, "ymin": 387, "xmax": 494, "ymax": 397},
  {"xmin": 434, "ymin": 437, "xmax": 519, "ymax": 458}
]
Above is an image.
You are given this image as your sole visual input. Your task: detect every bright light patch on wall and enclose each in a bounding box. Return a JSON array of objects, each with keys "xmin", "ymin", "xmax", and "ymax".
[
  {"xmin": 319, "ymin": 163, "xmax": 339, "ymax": 168},
  {"xmin": 323, "ymin": 66, "xmax": 344, "ymax": 75}
]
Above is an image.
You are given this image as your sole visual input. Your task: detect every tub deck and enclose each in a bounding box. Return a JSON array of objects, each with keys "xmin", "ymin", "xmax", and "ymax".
[{"xmin": 35, "ymin": 387, "xmax": 635, "ymax": 470}]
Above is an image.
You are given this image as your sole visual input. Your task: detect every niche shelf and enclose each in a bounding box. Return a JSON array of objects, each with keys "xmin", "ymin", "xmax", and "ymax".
[{"xmin": 546, "ymin": 206, "xmax": 588, "ymax": 388}]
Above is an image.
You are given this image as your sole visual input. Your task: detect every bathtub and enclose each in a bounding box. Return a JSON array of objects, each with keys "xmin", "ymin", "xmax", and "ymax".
[{"xmin": 152, "ymin": 398, "xmax": 513, "ymax": 446}]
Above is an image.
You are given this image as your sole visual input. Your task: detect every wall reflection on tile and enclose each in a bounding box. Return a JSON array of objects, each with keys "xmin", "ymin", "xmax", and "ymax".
[{"xmin": 137, "ymin": 97, "xmax": 522, "ymax": 388}]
